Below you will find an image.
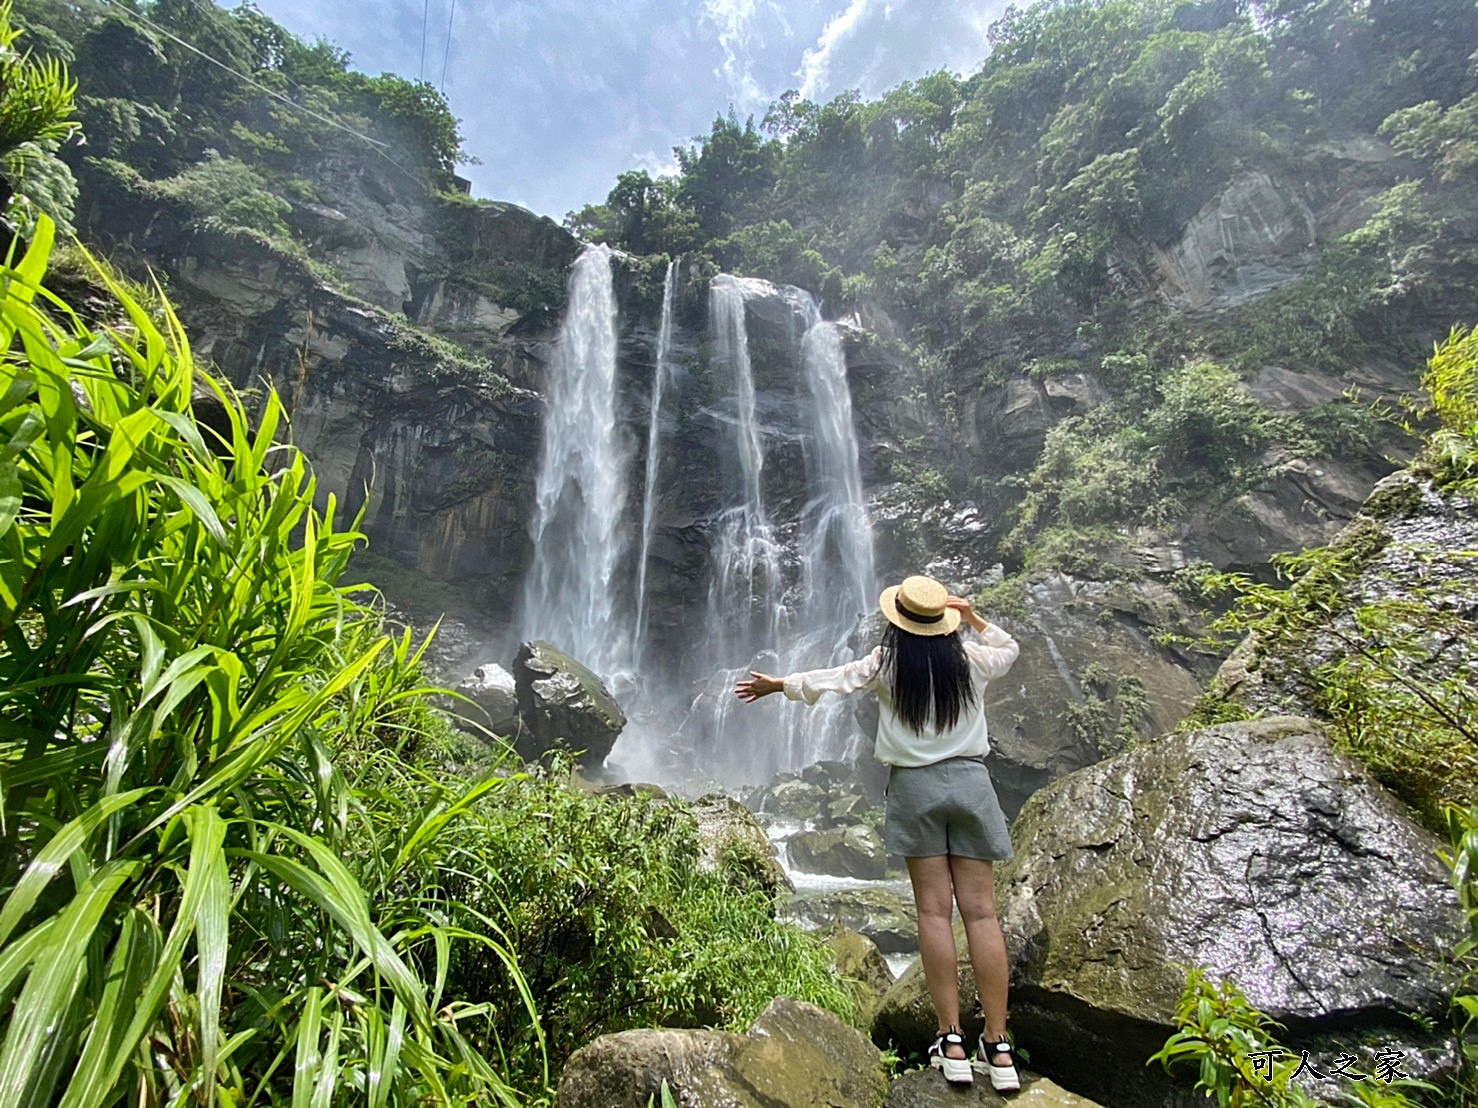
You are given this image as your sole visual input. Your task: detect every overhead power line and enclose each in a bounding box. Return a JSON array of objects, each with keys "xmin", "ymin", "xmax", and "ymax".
[
  {"xmin": 420, "ymin": 0, "xmax": 430, "ymax": 82},
  {"xmin": 440, "ymin": 0, "xmax": 456, "ymax": 93}
]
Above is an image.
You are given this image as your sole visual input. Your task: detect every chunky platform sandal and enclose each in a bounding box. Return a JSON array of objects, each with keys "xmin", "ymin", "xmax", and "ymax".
[
  {"xmin": 927, "ymin": 1028, "xmax": 973, "ymax": 1086},
  {"xmin": 975, "ymin": 1034, "xmax": 1021, "ymax": 1092}
]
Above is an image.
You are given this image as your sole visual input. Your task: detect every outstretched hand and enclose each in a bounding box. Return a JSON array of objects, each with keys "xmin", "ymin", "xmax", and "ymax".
[{"xmin": 735, "ymin": 672, "xmax": 782, "ymax": 702}]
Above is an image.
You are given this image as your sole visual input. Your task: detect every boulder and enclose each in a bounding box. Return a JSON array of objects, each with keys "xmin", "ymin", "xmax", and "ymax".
[
  {"xmin": 885, "ymin": 1069, "xmax": 1103, "ymax": 1107},
  {"xmin": 513, "ymin": 640, "xmax": 626, "ymax": 769},
  {"xmin": 454, "ymin": 662, "xmax": 519, "ymax": 735},
  {"xmin": 822, "ymin": 925, "xmax": 895, "ymax": 1029},
  {"xmin": 756, "ymin": 776, "xmax": 828, "ymax": 821},
  {"xmin": 554, "ymin": 997, "xmax": 888, "ymax": 1108},
  {"xmin": 994, "ymin": 716, "xmax": 1462, "ymax": 1107},
  {"xmin": 824, "ymin": 792, "xmax": 874, "ymax": 824},
  {"xmin": 788, "ymin": 826, "xmax": 889, "ymax": 880},
  {"xmin": 980, "ymin": 573, "xmax": 1210, "ymax": 817},
  {"xmin": 788, "ymin": 888, "xmax": 918, "ymax": 955},
  {"xmin": 692, "ymin": 793, "xmax": 793, "ymax": 898}
]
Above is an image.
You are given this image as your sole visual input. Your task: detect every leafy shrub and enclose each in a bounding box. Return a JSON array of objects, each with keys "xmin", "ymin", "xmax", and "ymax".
[
  {"xmin": 0, "ymin": 220, "xmax": 526, "ymax": 1105},
  {"xmin": 153, "ymin": 149, "xmax": 292, "ymax": 238},
  {"xmin": 419, "ymin": 759, "xmax": 859, "ymax": 1090}
]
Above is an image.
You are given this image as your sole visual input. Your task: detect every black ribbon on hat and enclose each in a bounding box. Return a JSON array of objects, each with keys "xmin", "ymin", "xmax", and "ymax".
[{"xmin": 896, "ymin": 596, "xmax": 945, "ymax": 624}]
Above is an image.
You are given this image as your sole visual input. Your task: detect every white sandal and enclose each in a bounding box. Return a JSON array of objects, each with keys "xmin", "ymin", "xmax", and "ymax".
[
  {"xmin": 928, "ymin": 1027, "xmax": 973, "ymax": 1085},
  {"xmin": 976, "ymin": 1034, "xmax": 1021, "ymax": 1092}
]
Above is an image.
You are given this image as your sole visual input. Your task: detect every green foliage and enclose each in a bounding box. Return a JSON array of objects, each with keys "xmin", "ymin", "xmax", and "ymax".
[
  {"xmin": 1442, "ymin": 804, "xmax": 1478, "ymax": 1101},
  {"xmin": 1064, "ymin": 662, "xmax": 1151, "ymax": 755},
  {"xmin": 1149, "ymin": 968, "xmax": 1322, "ymax": 1107},
  {"xmin": 153, "ymin": 148, "xmax": 291, "ymax": 238},
  {"xmin": 0, "ymin": 0, "xmax": 80, "ymax": 233},
  {"xmin": 0, "ymin": 218, "xmax": 527, "ymax": 1104},
  {"xmin": 1149, "ymin": 968, "xmax": 1434, "ymax": 1106},
  {"xmin": 1413, "ymin": 325, "xmax": 1478, "ymax": 490},
  {"xmin": 1381, "ymin": 95, "xmax": 1478, "ymax": 183},
  {"xmin": 420, "ymin": 758, "xmax": 858, "ymax": 1090}
]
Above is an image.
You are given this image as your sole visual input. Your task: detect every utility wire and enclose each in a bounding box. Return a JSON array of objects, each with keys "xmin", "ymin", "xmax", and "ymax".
[
  {"xmin": 419, "ymin": 0, "xmax": 430, "ymax": 81},
  {"xmin": 95, "ymin": 0, "xmax": 431, "ymax": 188},
  {"xmin": 440, "ymin": 0, "xmax": 456, "ymax": 93}
]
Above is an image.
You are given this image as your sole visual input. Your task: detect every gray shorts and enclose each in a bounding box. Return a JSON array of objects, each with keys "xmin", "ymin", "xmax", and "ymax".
[{"xmin": 883, "ymin": 756, "xmax": 1013, "ymax": 861}]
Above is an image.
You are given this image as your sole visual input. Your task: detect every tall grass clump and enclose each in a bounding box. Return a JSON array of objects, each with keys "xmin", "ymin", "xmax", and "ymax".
[{"xmin": 0, "ymin": 217, "xmax": 530, "ymax": 1105}]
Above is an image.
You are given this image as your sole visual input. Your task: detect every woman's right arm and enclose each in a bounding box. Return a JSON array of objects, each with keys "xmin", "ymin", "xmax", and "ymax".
[
  {"xmin": 782, "ymin": 649, "xmax": 883, "ymax": 704},
  {"xmin": 735, "ymin": 648, "xmax": 882, "ymax": 705}
]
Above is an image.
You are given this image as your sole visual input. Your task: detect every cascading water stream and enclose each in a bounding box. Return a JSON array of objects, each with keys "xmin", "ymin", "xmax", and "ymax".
[
  {"xmin": 519, "ymin": 244, "xmax": 627, "ymax": 677},
  {"xmin": 691, "ymin": 275, "xmax": 875, "ymax": 782},
  {"xmin": 632, "ymin": 261, "xmax": 677, "ymax": 673},
  {"xmin": 780, "ymin": 290, "xmax": 877, "ymax": 768},
  {"xmin": 704, "ymin": 275, "xmax": 786, "ymax": 664}
]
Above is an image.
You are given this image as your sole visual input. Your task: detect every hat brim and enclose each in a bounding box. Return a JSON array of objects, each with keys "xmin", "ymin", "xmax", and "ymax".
[{"xmin": 879, "ymin": 585, "xmax": 961, "ymax": 637}]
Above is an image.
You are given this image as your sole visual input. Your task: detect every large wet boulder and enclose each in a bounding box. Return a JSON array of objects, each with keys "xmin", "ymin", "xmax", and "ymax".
[
  {"xmin": 885, "ymin": 1070, "xmax": 1103, "ymax": 1107},
  {"xmin": 454, "ymin": 662, "xmax": 520, "ymax": 735},
  {"xmin": 788, "ymin": 826, "xmax": 889, "ymax": 880},
  {"xmin": 993, "ymin": 716, "xmax": 1462, "ymax": 1106},
  {"xmin": 691, "ymin": 793, "xmax": 793, "ymax": 899},
  {"xmin": 512, "ymin": 640, "xmax": 626, "ymax": 768},
  {"xmin": 788, "ymin": 888, "xmax": 918, "ymax": 955},
  {"xmin": 554, "ymin": 997, "xmax": 887, "ymax": 1108},
  {"xmin": 754, "ymin": 776, "xmax": 829, "ymax": 821}
]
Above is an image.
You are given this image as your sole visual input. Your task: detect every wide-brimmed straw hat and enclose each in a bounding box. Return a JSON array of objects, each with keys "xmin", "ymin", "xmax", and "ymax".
[{"xmin": 879, "ymin": 575, "xmax": 960, "ymax": 637}]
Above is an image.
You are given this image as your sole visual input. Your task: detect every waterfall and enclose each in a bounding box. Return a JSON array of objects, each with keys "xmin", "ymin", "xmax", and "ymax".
[
  {"xmin": 632, "ymin": 261, "xmax": 677, "ymax": 672},
  {"xmin": 704, "ymin": 275, "xmax": 786, "ymax": 665},
  {"xmin": 520, "ymin": 244, "xmax": 627, "ymax": 676},
  {"xmin": 691, "ymin": 275, "xmax": 875, "ymax": 782},
  {"xmin": 784, "ymin": 291, "xmax": 877, "ymax": 767}
]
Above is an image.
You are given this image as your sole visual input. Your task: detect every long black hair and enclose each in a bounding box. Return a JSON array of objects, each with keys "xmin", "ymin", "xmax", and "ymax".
[{"xmin": 880, "ymin": 623, "xmax": 977, "ymax": 734}]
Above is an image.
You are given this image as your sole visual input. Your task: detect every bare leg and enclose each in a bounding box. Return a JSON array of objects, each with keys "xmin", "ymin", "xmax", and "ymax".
[
  {"xmin": 949, "ymin": 854, "xmax": 1012, "ymax": 1065},
  {"xmin": 906, "ymin": 855, "xmax": 966, "ymax": 1059}
]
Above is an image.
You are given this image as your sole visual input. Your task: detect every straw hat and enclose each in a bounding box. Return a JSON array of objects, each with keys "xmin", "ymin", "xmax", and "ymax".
[{"xmin": 879, "ymin": 575, "xmax": 960, "ymax": 637}]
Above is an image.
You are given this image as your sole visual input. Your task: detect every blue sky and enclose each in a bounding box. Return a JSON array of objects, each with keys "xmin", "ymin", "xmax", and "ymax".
[{"xmin": 244, "ymin": 0, "xmax": 1011, "ymax": 220}]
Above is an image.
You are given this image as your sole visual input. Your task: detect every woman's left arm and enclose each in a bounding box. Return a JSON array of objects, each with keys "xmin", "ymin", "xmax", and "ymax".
[{"xmin": 948, "ymin": 595, "xmax": 1020, "ymax": 678}]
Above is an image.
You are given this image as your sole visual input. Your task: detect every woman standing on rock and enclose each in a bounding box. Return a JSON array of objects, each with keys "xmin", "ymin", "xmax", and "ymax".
[{"xmin": 735, "ymin": 575, "xmax": 1021, "ymax": 1092}]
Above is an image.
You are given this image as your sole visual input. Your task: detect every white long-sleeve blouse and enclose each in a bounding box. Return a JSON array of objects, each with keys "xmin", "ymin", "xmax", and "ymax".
[{"xmin": 780, "ymin": 624, "xmax": 1020, "ymax": 767}]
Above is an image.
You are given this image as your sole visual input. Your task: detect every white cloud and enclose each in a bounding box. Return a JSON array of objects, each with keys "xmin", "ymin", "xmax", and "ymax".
[
  {"xmin": 797, "ymin": 0, "xmax": 872, "ymax": 101},
  {"xmin": 701, "ymin": 0, "xmax": 778, "ymax": 111},
  {"xmin": 796, "ymin": 0, "xmax": 1008, "ymax": 102}
]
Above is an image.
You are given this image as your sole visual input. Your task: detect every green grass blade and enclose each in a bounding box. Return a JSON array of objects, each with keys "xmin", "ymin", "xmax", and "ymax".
[
  {"xmin": 90, "ymin": 805, "xmax": 226, "ymax": 1101},
  {"xmin": 57, "ymin": 907, "xmax": 160, "ymax": 1108},
  {"xmin": 243, "ymin": 829, "xmax": 429, "ymax": 1027},
  {"xmin": 0, "ymin": 859, "xmax": 139, "ymax": 1108},
  {"xmin": 0, "ymin": 788, "xmax": 150, "ymax": 948},
  {"xmin": 189, "ymin": 806, "xmax": 230, "ymax": 1095},
  {"xmin": 292, "ymin": 987, "xmax": 324, "ymax": 1108}
]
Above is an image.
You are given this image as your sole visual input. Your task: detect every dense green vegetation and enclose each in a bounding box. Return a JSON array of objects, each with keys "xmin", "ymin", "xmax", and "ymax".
[{"xmin": 573, "ymin": 0, "xmax": 1476, "ymax": 564}]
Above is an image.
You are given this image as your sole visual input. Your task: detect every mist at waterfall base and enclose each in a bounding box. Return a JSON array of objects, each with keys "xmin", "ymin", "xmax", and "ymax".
[{"xmin": 519, "ymin": 246, "xmax": 877, "ymax": 790}]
